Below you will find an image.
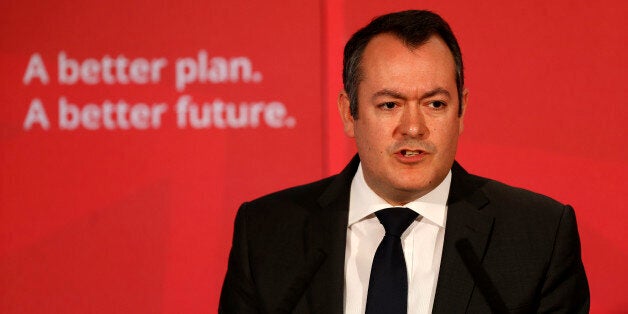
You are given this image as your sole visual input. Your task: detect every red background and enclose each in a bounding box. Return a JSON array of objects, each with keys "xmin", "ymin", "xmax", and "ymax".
[{"xmin": 1, "ymin": 0, "xmax": 626, "ymax": 313}]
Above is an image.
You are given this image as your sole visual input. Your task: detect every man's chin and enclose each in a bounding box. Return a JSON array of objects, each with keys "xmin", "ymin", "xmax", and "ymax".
[{"xmin": 387, "ymin": 182, "xmax": 435, "ymax": 203}]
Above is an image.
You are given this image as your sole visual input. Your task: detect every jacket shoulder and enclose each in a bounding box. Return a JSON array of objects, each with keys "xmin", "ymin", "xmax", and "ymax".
[
  {"xmin": 471, "ymin": 172, "xmax": 567, "ymax": 210},
  {"xmin": 241, "ymin": 174, "xmax": 338, "ymax": 215},
  {"xmin": 459, "ymin": 170, "xmax": 573, "ymax": 239}
]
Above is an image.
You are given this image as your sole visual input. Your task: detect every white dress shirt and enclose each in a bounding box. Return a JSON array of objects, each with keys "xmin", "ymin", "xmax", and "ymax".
[{"xmin": 344, "ymin": 163, "xmax": 451, "ymax": 314}]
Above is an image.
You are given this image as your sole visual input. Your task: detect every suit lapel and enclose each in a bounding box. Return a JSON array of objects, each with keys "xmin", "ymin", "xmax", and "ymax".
[
  {"xmin": 432, "ymin": 162, "xmax": 494, "ymax": 314},
  {"xmin": 298, "ymin": 158, "xmax": 494, "ymax": 313},
  {"xmin": 303, "ymin": 156, "xmax": 359, "ymax": 314}
]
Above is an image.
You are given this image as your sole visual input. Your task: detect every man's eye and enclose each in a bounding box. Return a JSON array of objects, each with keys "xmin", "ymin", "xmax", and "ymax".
[
  {"xmin": 429, "ymin": 101, "xmax": 446, "ymax": 109},
  {"xmin": 380, "ymin": 102, "xmax": 397, "ymax": 109}
]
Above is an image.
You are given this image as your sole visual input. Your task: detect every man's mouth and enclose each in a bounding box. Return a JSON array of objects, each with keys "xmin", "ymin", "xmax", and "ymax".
[{"xmin": 400, "ymin": 149, "xmax": 424, "ymax": 157}]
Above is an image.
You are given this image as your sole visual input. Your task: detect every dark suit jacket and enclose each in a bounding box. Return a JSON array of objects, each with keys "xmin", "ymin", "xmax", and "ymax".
[{"xmin": 219, "ymin": 156, "xmax": 589, "ymax": 313}]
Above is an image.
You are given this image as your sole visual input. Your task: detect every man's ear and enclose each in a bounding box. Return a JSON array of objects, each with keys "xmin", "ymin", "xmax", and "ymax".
[
  {"xmin": 338, "ymin": 91, "xmax": 355, "ymax": 138},
  {"xmin": 459, "ymin": 88, "xmax": 469, "ymax": 134}
]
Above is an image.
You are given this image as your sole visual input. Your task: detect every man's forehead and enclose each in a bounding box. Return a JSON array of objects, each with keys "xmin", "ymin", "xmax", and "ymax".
[
  {"xmin": 360, "ymin": 34, "xmax": 455, "ymax": 79},
  {"xmin": 355, "ymin": 33, "xmax": 458, "ymax": 104},
  {"xmin": 362, "ymin": 33, "xmax": 450, "ymax": 62}
]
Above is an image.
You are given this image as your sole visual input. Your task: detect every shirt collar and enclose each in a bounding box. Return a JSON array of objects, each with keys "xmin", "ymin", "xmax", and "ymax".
[{"xmin": 348, "ymin": 163, "xmax": 451, "ymax": 228}]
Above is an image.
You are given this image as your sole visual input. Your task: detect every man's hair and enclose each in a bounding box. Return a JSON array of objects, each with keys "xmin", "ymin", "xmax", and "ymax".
[{"xmin": 343, "ymin": 10, "xmax": 464, "ymax": 118}]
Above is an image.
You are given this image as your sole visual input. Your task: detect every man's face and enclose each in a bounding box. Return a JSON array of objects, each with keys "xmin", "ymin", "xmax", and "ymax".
[{"xmin": 339, "ymin": 33, "xmax": 467, "ymax": 205}]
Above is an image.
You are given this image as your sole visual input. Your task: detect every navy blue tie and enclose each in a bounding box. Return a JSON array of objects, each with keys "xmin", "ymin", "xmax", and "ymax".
[{"xmin": 365, "ymin": 207, "xmax": 419, "ymax": 314}]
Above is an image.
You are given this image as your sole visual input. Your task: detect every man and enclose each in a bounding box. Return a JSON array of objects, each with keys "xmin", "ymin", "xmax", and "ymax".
[{"xmin": 220, "ymin": 10, "xmax": 589, "ymax": 313}]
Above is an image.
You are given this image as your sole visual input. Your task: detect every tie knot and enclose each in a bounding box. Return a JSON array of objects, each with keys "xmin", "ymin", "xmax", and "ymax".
[{"xmin": 375, "ymin": 207, "xmax": 418, "ymax": 237}]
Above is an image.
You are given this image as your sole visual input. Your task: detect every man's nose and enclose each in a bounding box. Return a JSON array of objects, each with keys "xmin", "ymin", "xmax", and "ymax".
[{"xmin": 398, "ymin": 105, "xmax": 428, "ymax": 138}]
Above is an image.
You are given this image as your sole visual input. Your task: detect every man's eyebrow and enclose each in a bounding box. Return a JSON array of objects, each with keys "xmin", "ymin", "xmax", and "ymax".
[
  {"xmin": 371, "ymin": 87, "xmax": 451, "ymax": 102},
  {"xmin": 422, "ymin": 87, "xmax": 451, "ymax": 100},
  {"xmin": 371, "ymin": 89, "xmax": 406, "ymax": 101}
]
